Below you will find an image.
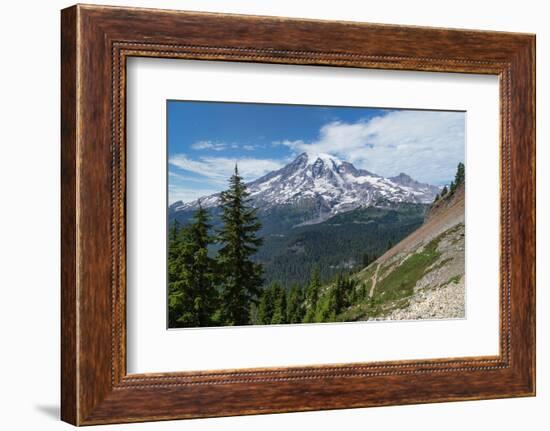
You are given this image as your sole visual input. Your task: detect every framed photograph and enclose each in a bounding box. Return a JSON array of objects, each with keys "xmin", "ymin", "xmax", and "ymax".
[{"xmin": 61, "ymin": 4, "xmax": 535, "ymax": 425}]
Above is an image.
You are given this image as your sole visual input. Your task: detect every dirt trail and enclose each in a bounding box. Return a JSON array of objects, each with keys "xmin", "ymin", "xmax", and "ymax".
[{"xmin": 369, "ymin": 263, "xmax": 381, "ymax": 298}]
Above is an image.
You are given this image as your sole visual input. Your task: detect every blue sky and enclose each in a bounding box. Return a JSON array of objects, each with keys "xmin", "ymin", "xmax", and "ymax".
[{"xmin": 168, "ymin": 101, "xmax": 465, "ymax": 203}]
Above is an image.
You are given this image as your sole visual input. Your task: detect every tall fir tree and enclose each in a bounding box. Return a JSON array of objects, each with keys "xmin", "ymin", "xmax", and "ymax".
[
  {"xmin": 256, "ymin": 285, "xmax": 275, "ymax": 325},
  {"xmin": 217, "ymin": 165, "xmax": 264, "ymax": 325},
  {"xmin": 327, "ymin": 273, "xmax": 350, "ymax": 317},
  {"xmin": 167, "ymin": 220, "xmax": 184, "ymax": 327},
  {"xmin": 304, "ymin": 267, "xmax": 321, "ymax": 323},
  {"xmin": 168, "ymin": 204, "xmax": 218, "ymax": 327},
  {"xmin": 286, "ymin": 283, "xmax": 305, "ymax": 323},
  {"xmin": 270, "ymin": 283, "xmax": 287, "ymax": 325},
  {"xmin": 454, "ymin": 162, "xmax": 465, "ymax": 187},
  {"xmin": 331, "ymin": 273, "xmax": 345, "ymax": 316}
]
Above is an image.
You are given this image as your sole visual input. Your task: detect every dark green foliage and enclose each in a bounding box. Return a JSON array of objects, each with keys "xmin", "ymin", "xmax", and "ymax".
[
  {"xmin": 168, "ymin": 219, "xmax": 180, "ymax": 242},
  {"xmin": 254, "ymin": 282, "xmax": 290, "ymax": 325},
  {"xmin": 216, "ymin": 166, "xmax": 264, "ymax": 326},
  {"xmin": 314, "ymin": 292, "xmax": 335, "ymax": 322},
  {"xmin": 171, "ymin": 202, "xmax": 426, "ymax": 291},
  {"xmin": 304, "ymin": 268, "xmax": 321, "ymax": 323},
  {"xmin": 448, "ymin": 162, "xmax": 465, "ymax": 195},
  {"xmin": 305, "ymin": 271, "xmax": 360, "ymax": 323},
  {"xmin": 359, "ymin": 282, "xmax": 369, "ymax": 300},
  {"xmin": 434, "ymin": 162, "xmax": 465, "ymax": 202},
  {"xmin": 286, "ymin": 283, "xmax": 305, "ymax": 323},
  {"xmin": 168, "ymin": 166, "xmax": 264, "ymax": 328},
  {"xmin": 331, "ymin": 273, "xmax": 358, "ymax": 315},
  {"xmin": 168, "ymin": 223, "xmax": 184, "ymax": 328},
  {"xmin": 362, "ymin": 253, "xmax": 373, "ymax": 267},
  {"xmin": 455, "ymin": 162, "xmax": 465, "ymax": 187},
  {"xmin": 258, "ymin": 203, "xmax": 426, "ymax": 289},
  {"xmin": 252, "ymin": 200, "xmax": 319, "ymax": 235},
  {"xmin": 331, "ymin": 273, "xmax": 348, "ymax": 315},
  {"xmin": 255, "ymin": 283, "xmax": 276, "ymax": 324},
  {"xmin": 168, "ymin": 204, "xmax": 218, "ymax": 328},
  {"xmin": 270, "ymin": 283, "xmax": 287, "ymax": 324}
]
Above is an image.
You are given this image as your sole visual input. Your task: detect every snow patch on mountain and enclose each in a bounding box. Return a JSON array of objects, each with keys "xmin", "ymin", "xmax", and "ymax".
[{"xmin": 170, "ymin": 153, "xmax": 440, "ymax": 222}]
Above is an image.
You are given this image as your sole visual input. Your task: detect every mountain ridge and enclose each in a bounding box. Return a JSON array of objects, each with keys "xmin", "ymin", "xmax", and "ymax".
[{"xmin": 170, "ymin": 152, "xmax": 440, "ymax": 226}]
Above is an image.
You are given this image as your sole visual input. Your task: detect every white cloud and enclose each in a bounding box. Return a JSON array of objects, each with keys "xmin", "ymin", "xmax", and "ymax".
[
  {"xmin": 169, "ymin": 154, "xmax": 284, "ymax": 183},
  {"xmin": 168, "ymin": 185, "xmax": 219, "ymax": 204},
  {"xmin": 190, "ymin": 140, "xmax": 227, "ymax": 151},
  {"xmin": 168, "ymin": 171, "xmax": 220, "ymax": 184},
  {"xmin": 190, "ymin": 141, "xmax": 261, "ymax": 152},
  {"xmin": 282, "ymin": 110, "xmax": 464, "ymax": 184}
]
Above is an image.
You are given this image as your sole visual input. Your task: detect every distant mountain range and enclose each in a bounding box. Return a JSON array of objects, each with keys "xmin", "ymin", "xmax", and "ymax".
[{"xmin": 170, "ymin": 152, "xmax": 440, "ymax": 225}]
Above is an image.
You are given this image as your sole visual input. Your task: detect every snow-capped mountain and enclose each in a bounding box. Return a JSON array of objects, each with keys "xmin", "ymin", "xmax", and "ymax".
[{"xmin": 170, "ymin": 153, "xmax": 439, "ymax": 223}]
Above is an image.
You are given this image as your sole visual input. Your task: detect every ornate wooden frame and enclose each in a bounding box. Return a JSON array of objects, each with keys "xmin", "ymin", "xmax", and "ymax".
[{"xmin": 61, "ymin": 4, "xmax": 535, "ymax": 426}]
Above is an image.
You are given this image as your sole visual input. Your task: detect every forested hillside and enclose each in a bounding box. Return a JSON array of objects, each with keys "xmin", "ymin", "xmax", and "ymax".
[
  {"xmin": 298, "ymin": 163, "xmax": 466, "ymax": 323},
  {"xmin": 257, "ymin": 202, "xmax": 426, "ymax": 288}
]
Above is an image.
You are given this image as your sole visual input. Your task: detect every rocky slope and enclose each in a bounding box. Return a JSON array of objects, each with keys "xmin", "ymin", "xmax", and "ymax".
[{"xmin": 340, "ymin": 183, "xmax": 465, "ymax": 321}]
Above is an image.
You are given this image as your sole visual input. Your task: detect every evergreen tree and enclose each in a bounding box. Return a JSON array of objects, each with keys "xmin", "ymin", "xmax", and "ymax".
[
  {"xmin": 387, "ymin": 240, "xmax": 393, "ymax": 251},
  {"xmin": 331, "ymin": 273, "xmax": 347, "ymax": 315},
  {"xmin": 168, "ymin": 204, "xmax": 217, "ymax": 328},
  {"xmin": 347, "ymin": 278, "xmax": 358, "ymax": 304},
  {"xmin": 315, "ymin": 293, "xmax": 335, "ymax": 323},
  {"xmin": 217, "ymin": 165, "xmax": 264, "ymax": 325},
  {"xmin": 343, "ymin": 276, "xmax": 358, "ymax": 307},
  {"xmin": 168, "ymin": 221, "xmax": 184, "ymax": 328},
  {"xmin": 441, "ymin": 185, "xmax": 449, "ymax": 195},
  {"xmin": 454, "ymin": 162, "xmax": 465, "ymax": 187},
  {"xmin": 286, "ymin": 283, "xmax": 305, "ymax": 323},
  {"xmin": 449, "ymin": 180, "xmax": 456, "ymax": 194},
  {"xmin": 256, "ymin": 285, "xmax": 275, "ymax": 325},
  {"xmin": 270, "ymin": 283, "xmax": 287, "ymax": 324},
  {"xmin": 168, "ymin": 219, "xmax": 180, "ymax": 242},
  {"xmin": 329, "ymin": 273, "xmax": 357, "ymax": 316},
  {"xmin": 304, "ymin": 268, "xmax": 321, "ymax": 323}
]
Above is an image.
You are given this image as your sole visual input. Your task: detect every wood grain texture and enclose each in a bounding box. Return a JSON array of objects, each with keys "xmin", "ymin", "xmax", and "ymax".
[
  {"xmin": 60, "ymin": 5, "xmax": 78, "ymax": 425},
  {"xmin": 60, "ymin": 4, "xmax": 536, "ymax": 426}
]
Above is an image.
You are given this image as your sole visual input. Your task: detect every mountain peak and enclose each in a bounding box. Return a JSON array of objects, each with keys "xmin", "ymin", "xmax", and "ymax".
[
  {"xmin": 389, "ymin": 173, "xmax": 437, "ymax": 193},
  {"xmin": 305, "ymin": 152, "xmax": 342, "ymax": 166},
  {"xmin": 171, "ymin": 154, "xmax": 440, "ymax": 222},
  {"xmin": 392, "ymin": 172, "xmax": 412, "ymax": 181}
]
